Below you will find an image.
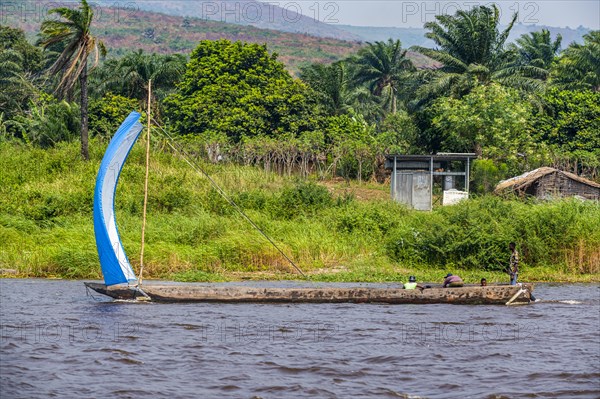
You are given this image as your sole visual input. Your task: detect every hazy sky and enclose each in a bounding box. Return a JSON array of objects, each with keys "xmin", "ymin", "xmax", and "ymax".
[{"xmin": 264, "ymin": 1, "xmax": 600, "ymax": 29}]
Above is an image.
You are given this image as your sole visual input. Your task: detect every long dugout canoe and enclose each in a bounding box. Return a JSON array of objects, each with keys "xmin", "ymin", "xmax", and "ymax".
[{"xmin": 84, "ymin": 282, "xmax": 535, "ymax": 305}]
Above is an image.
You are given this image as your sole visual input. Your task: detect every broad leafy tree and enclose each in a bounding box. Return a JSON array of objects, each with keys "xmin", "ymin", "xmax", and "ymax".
[
  {"xmin": 430, "ymin": 84, "xmax": 534, "ymax": 163},
  {"xmin": 532, "ymin": 88, "xmax": 600, "ymax": 153},
  {"xmin": 164, "ymin": 40, "xmax": 322, "ymax": 143},
  {"xmin": 40, "ymin": 0, "xmax": 106, "ymax": 160},
  {"xmin": 89, "ymin": 92, "xmax": 139, "ymax": 137},
  {"xmin": 324, "ymin": 113, "xmax": 375, "ymax": 181}
]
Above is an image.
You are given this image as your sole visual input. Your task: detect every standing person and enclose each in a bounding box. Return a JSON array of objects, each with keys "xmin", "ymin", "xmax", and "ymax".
[{"xmin": 508, "ymin": 242, "xmax": 519, "ymax": 285}]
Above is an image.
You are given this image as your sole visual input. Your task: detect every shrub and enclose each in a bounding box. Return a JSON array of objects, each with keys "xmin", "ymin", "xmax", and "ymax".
[
  {"xmin": 272, "ymin": 181, "xmax": 333, "ymax": 219},
  {"xmin": 384, "ymin": 196, "xmax": 600, "ymax": 272},
  {"xmin": 89, "ymin": 93, "xmax": 140, "ymax": 138}
]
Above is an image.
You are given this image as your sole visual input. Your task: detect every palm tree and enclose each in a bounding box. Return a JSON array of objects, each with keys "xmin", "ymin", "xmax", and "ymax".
[
  {"xmin": 511, "ymin": 29, "xmax": 562, "ymax": 74},
  {"xmin": 412, "ymin": 5, "xmax": 545, "ymax": 103},
  {"xmin": 300, "ymin": 61, "xmax": 353, "ymax": 116},
  {"xmin": 113, "ymin": 50, "xmax": 185, "ymax": 103},
  {"xmin": 552, "ymin": 31, "xmax": 600, "ymax": 92},
  {"xmin": 350, "ymin": 39, "xmax": 415, "ymax": 114},
  {"xmin": 0, "ymin": 50, "xmax": 37, "ymax": 118},
  {"xmin": 40, "ymin": 0, "xmax": 105, "ymax": 160}
]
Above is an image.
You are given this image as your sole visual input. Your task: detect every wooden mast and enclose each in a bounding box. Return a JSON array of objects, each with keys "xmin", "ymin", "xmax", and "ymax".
[{"xmin": 138, "ymin": 79, "xmax": 152, "ymax": 286}]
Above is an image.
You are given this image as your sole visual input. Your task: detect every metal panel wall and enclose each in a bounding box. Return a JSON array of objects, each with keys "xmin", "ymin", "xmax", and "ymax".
[
  {"xmin": 393, "ymin": 172, "xmax": 412, "ymax": 205},
  {"xmin": 392, "ymin": 171, "xmax": 431, "ymax": 210},
  {"xmin": 412, "ymin": 172, "xmax": 432, "ymax": 211}
]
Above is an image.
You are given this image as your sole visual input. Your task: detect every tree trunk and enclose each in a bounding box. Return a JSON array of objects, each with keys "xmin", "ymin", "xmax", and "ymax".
[
  {"xmin": 80, "ymin": 58, "xmax": 89, "ymax": 161},
  {"xmin": 473, "ymin": 142, "xmax": 483, "ymax": 158},
  {"xmin": 358, "ymin": 159, "xmax": 362, "ymax": 183}
]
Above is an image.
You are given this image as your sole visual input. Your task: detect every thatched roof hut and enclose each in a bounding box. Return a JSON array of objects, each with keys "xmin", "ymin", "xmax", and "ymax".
[{"xmin": 495, "ymin": 167, "xmax": 600, "ymax": 200}]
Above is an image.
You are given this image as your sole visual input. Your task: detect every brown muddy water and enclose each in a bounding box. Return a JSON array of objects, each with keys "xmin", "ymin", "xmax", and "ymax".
[{"xmin": 0, "ymin": 279, "xmax": 599, "ymax": 398}]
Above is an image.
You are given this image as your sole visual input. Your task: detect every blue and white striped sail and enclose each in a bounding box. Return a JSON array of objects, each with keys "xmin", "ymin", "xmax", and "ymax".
[{"xmin": 94, "ymin": 111, "xmax": 143, "ymax": 286}]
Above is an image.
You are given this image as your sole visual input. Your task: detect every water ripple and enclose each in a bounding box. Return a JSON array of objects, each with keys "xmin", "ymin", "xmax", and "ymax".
[{"xmin": 1, "ymin": 280, "xmax": 599, "ymax": 399}]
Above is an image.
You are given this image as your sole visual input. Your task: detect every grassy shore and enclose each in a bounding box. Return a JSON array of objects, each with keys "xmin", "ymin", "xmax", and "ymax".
[{"xmin": 1, "ymin": 140, "xmax": 599, "ymax": 283}]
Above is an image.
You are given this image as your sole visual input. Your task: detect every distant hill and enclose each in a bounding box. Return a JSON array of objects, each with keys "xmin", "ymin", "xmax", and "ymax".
[
  {"xmin": 507, "ymin": 24, "xmax": 591, "ymax": 46},
  {"xmin": 99, "ymin": 0, "xmax": 362, "ymax": 41},
  {"xmin": 95, "ymin": 1, "xmax": 592, "ymax": 48},
  {"xmin": 5, "ymin": 3, "xmax": 444, "ymax": 73},
  {"xmin": 5, "ymin": 4, "xmax": 362, "ymax": 74},
  {"xmin": 335, "ymin": 24, "xmax": 591, "ymax": 48},
  {"xmin": 335, "ymin": 26, "xmax": 432, "ymax": 48}
]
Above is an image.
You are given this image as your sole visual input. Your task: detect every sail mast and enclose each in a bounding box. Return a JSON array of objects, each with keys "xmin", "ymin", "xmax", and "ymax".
[{"xmin": 138, "ymin": 79, "xmax": 152, "ymax": 286}]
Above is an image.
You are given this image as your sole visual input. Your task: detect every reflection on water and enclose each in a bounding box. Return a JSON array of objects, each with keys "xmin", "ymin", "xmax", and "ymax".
[{"xmin": 1, "ymin": 279, "xmax": 599, "ymax": 398}]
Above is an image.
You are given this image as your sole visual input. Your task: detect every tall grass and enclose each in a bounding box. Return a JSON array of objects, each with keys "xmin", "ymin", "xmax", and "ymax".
[{"xmin": 1, "ymin": 140, "xmax": 598, "ymax": 283}]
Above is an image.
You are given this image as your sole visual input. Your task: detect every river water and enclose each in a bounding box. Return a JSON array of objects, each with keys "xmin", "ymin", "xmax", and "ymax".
[{"xmin": 0, "ymin": 279, "xmax": 598, "ymax": 398}]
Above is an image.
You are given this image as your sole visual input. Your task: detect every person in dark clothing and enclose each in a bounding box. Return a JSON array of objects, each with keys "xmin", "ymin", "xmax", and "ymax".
[
  {"xmin": 443, "ymin": 273, "xmax": 463, "ymax": 288},
  {"xmin": 508, "ymin": 242, "xmax": 519, "ymax": 285}
]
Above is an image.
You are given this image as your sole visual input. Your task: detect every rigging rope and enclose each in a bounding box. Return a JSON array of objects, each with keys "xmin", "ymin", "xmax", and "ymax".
[
  {"xmin": 149, "ymin": 117, "xmax": 307, "ymax": 278},
  {"xmin": 138, "ymin": 79, "xmax": 152, "ymax": 287}
]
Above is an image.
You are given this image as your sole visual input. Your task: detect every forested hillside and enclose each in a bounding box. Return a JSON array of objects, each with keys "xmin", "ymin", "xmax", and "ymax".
[{"xmin": 5, "ymin": 3, "xmax": 364, "ymax": 73}]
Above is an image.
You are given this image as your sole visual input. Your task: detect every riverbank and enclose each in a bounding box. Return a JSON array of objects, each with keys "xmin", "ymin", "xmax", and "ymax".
[
  {"xmin": 1, "ymin": 264, "xmax": 599, "ymax": 284},
  {"xmin": 1, "ymin": 141, "xmax": 599, "ymax": 283}
]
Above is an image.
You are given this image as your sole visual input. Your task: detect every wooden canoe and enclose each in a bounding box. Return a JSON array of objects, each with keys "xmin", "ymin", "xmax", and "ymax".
[{"xmin": 84, "ymin": 282, "xmax": 534, "ymax": 305}]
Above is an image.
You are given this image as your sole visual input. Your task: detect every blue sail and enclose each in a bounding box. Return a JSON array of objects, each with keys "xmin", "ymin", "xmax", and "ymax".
[{"xmin": 93, "ymin": 111, "xmax": 144, "ymax": 286}]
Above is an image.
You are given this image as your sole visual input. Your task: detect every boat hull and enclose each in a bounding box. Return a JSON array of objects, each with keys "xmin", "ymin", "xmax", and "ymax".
[{"xmin": 84, "ymin": 282, "xmax": 534, "ymax": 305}]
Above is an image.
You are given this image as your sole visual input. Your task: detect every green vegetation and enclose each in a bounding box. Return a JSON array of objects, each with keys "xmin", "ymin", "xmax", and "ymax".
[
  {"xmin": 1, "ymin": 141, "xmax": 598, "ymax": 282},
  {"xmin": 39, "ymin": 0, "xmax": 106, "ymax": 160},
  {"xmin": 0, "ymin": 26, "xmax": 43, "ymax": 119},
  {"xmin": 92, "ymin": 50, "xmax": 187, "ymax": 106},
  {"xmin": 349, "ymin": 39, "xmax": 415, "ymax": 114},
  {"xmin": 1, "ymin": 2, "xmax": 599, "ymax": 283},
  {"xmin": 163, "ymin": 40, "xmax": 321, "ymax": 142},
  {"xmin": 551, "ymin": 31, "xmax": 600, "ymax": 92},
  {"xmin": 431, "ymin": 84, "xmax": 534, "ymax": 162},
  {"xmin": 411, "ymin": 6, "xmax": 546, "ymax": 102}
]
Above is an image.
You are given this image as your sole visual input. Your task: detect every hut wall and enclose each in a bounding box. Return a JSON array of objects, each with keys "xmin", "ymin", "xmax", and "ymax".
[{"xmin": 535, "ymin": 173, "xmax": 600, "ymax": 200}]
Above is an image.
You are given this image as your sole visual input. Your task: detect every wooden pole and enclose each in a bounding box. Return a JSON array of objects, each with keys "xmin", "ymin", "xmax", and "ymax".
[{"xmin": 139, "ymin": 79, "xmax": 152, "ymax": 287}]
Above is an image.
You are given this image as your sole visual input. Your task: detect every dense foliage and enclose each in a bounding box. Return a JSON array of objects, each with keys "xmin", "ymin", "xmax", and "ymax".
[
  {"xmin": 551, "ymin": 31, "xmax": 600, "ymax": 92},
  {"xmin": 1, "ymin": 4, "xmax": 597, "ymax": 184},
  {"xmin": 430, "ymin": 84, "xmax": 534, "ymax": 163},
  {"xmin": 0, "ymin": 2, "xmax": 598, "ymax": 280},
  {"xmin": 164, "ymin": 40, "xmax": 322, "ymax": 142},
  {"xmin": 410, "ymin": 6, "xmax": 546, "ymax": 102},
  {"xmin": 88, "ymin": 93, "xmax": 140, "ymax": 138},
  {"xmin": 534, "ymin": 88, "xmax": 600, "ymax": 153},
  {"xmin": 1, "ymin": 142, "xmax": 598, "ymax": 280}
]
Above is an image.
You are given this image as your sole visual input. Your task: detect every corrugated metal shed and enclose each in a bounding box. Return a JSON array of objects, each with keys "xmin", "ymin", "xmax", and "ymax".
[{"xmin": 385, "ymin": 153, "xmax": 476, "ymax": 210}]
